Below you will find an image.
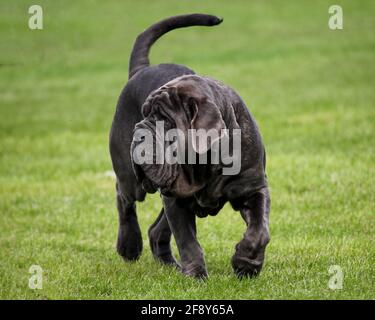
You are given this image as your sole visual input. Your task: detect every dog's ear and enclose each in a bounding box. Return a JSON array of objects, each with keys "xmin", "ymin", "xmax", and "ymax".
[{"xmin": 188, "ymin": 97, "xmax": 226, "ymax": 154}]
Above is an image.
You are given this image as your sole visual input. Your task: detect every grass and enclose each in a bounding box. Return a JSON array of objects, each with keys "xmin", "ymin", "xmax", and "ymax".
[{"xmin": 0, "ymin": 0, "xmax": 374, "ymax": 299}]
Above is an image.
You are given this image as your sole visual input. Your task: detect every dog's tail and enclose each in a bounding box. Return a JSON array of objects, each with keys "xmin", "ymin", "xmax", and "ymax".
[{"xmin": 128, "ymin": 14, "xmax": 223, "ymax": 79}]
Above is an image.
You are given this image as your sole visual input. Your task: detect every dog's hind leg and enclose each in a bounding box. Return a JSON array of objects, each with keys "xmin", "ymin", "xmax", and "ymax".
[
  {"xmin": 148, "ymin": 208, "xmax": 179, "ymax": 267},
  {"xmin": 116, "ymin": 182, "xmax": 143, "ymax": 261},
  {"xmin": 232, "ymin": 187, "xmax": 271, "ymax": 278}
]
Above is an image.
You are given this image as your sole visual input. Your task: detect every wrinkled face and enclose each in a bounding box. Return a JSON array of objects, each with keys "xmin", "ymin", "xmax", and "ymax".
[{"xmin": 131, "ymin": 75, "xmax": 226, "ymax": 198}]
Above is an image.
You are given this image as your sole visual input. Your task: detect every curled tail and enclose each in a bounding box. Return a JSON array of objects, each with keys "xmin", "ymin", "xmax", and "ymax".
[{"xmin": 128, "ymin": 14, "xmax": 223, "ymax": 79}]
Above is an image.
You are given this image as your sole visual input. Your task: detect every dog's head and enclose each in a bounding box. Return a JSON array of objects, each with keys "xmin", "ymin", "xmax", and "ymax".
[{"xmin": 131, "ymin": 75, "xmax": 228, "ymax": 198}]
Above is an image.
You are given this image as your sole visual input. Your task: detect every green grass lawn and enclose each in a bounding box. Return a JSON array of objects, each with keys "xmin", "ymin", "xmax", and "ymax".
[{"xmin": 0, "ymin": 0, "xmax": 374, "ymax": 299}]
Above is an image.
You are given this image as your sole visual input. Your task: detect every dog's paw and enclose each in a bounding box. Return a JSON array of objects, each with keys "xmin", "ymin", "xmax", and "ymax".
[
  {"xmin": 231, "ymin": 255, "xmax": 263, "ymax": 278},
  {"xmin": 182, "ymin": 263, "xmax": 208, "ymax": 280},
  {"xmin": 232, "ymin": 231, "xmax": 269, "ymax": 278},
  {"xmin": 117, "ymin": 226, "xmax": 143, "ymax": 261},
  {"xmin": 148, "ymin": 229, "xmax": 180, "ymax": 268},
  {"xmin": 151, "ymin": 250, "xmax": 180, "ymax": 268},
  {"xmin": 150, "ymin": 243, "xmax": 180, "ymax": 267}
]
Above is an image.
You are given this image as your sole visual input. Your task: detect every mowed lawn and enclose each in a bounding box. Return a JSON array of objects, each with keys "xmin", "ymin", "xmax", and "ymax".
[{"xmin": 0, "ymin": 0, "xmax": 374, "ymax": 299}]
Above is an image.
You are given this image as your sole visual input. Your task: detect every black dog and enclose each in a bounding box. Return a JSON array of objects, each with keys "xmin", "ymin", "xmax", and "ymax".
[{"xmin": 109, "ymin": 14, "xmax": 270, "ymax": 278}]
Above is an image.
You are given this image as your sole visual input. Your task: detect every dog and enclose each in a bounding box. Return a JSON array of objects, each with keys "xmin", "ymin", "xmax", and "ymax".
[{"xmin": 109, "ymin": 14, "xmax": 270, "ymax": 279}]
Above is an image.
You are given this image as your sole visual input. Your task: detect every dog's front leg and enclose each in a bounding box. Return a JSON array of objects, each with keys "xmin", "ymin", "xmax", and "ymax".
[
  {"xmin": 232, "ymin": 187, "xmax": 270, "ymax": 278},
  {"xmin": 163, "ymin": 196, "xmax": 207, "ymax": 279},
  {"xmin": 116, "ymin": 191, "xmax": 142, "ymax": 261}
]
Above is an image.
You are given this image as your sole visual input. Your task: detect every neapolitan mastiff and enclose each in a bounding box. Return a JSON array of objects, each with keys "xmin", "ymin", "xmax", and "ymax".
[{"xmin": 109, "ymin": 14, "xmax": 270, "ymax": 278}]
